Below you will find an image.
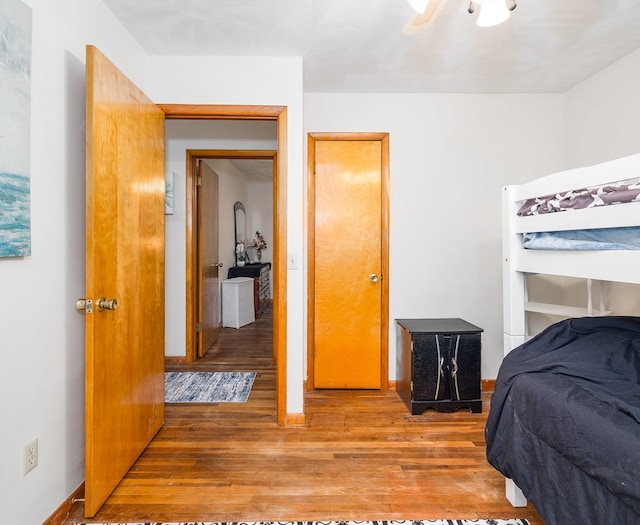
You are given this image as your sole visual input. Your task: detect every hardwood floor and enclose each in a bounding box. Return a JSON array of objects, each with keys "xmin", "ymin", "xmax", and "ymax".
[{"xmin": 65, "ymin": 305, "xmax": 544, "ymax": 524}]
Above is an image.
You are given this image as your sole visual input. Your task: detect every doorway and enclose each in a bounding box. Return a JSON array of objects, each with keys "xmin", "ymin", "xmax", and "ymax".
[
  {"xmin": 187, "ymin": 150, "xmax": 276, "ymax": 361},
  {"xmin": 161, "ymin": 104, "xmax": 288, "ymax": 426}
]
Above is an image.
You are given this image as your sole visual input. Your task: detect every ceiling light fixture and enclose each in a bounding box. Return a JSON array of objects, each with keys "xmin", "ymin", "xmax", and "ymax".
[{"xmin": 468, "ymin": 0, "xmax": 516, "ymax": 27}]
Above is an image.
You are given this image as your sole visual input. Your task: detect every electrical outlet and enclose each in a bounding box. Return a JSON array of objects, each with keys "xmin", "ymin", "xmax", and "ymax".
[{"xmin": 24, "ymin": 438, "xmax": 38, "ymax": 475}]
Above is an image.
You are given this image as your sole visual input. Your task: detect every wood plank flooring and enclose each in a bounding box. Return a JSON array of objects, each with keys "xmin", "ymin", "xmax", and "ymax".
[{"xmin": 65, "ymin": 305, "xmax": 544, "ymax": 524}]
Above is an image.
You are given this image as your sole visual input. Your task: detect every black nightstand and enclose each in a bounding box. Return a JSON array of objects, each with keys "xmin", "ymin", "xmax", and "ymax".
[{"xmin": 396, "ymin": 318, "xmax": 483, "ymax": 415}]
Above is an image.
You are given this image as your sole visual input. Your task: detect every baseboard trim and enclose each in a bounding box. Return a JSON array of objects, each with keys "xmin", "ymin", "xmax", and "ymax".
[
  {"xmin": 43, "ymin": 482, "xmax": 84, "ymax": 525},
  {"xmin": 481, "ymin": 379, "xmax": 496, "ymax": 391},
  {"xmin": 165, "ymin": 355, "xmax": 186, "ymax": 366}
]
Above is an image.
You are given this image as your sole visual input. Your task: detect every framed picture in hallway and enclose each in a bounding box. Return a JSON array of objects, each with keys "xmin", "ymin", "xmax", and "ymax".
[
  {"xmin": 0, "ymin": 0, "xmax": 32, "ymax": 257},
  {"xmin": 165, "ymin": 170, "xmax": 175, "ymax": 215}
]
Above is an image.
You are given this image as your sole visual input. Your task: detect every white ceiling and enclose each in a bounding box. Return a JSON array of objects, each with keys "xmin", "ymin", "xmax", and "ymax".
[
  {"xmin": 102, "ymin": 0, "xmax": 640, "ymax": 94},
  {"xmin": 228, "ymin": 159, "xmax": 274, "ymax": 181},
  {"xmin": 202, "ymin": 158, "xmax": 274, "ymax": 181}
]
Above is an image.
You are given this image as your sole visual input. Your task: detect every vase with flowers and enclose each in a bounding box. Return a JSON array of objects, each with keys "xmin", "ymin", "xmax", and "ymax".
[
  {"xmin": 248, "ymin": 231, "xmax": 267, "ymax": 262},
  {"xmin": 235, "ymin": 242, "xmax": 246, "ymax": 267}
]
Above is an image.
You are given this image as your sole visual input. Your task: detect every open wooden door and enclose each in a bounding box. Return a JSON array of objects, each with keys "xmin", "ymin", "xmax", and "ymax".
[
  {"xmin": 84, "ymin": 46, "xmax": 166, "ymax": 517},
  {"xmin": 198, "ymin": 160, "xmax": 221, "ymax": 357}
]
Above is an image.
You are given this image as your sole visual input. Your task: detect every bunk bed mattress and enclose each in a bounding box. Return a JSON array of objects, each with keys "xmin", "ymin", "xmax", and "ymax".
[{"xmin": 486, "ymin": 316, "xmax": 640, "ymax": 523}]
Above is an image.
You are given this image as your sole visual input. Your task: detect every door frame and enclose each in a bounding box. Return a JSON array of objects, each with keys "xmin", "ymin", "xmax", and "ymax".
[
  {"xmin": 186, "ymin": 149, "xmax": 277, "ymax": 361},
  {"xmin": 306, "ymin": 132, "xmax": 390, "ymax": 391},
  {"xmin": 160, "ymin": 104, "xmax": 288, "ymax": 426}
]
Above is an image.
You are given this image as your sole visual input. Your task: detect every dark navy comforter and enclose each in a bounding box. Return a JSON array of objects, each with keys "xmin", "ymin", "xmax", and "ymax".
[{"xmin": 486, "ymin": 316, "xmax": 640, "ymax": 525}]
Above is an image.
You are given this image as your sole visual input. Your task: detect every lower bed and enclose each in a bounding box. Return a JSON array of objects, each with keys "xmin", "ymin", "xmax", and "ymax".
[{"xmin": 485, "ymin": 316, "xmax": 640, "ymax": 525}]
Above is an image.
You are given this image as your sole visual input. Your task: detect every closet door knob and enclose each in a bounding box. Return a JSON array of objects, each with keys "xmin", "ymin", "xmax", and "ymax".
[
  {"xmin": 96, "ymin": 297, "xmax": 118, "ymax": 312},
  {"xmin": 370, "ymin": 273, "xmax": 379, "ymax": 283}
]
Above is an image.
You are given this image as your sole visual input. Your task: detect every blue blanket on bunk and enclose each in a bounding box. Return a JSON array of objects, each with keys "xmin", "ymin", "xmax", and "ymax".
[{"xmin": 522, "ymin": 226, "xmax": 640, "ymax": 250}]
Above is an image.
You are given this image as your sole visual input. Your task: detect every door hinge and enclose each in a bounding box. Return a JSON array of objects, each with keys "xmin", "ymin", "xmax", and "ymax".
[
  {"xmin": 196, "ymin": 175, "xmax": 202, "ymax": 186},
  {"xmin": 196, "ymin": 322, "xmax": 202, "ymax": 333}
]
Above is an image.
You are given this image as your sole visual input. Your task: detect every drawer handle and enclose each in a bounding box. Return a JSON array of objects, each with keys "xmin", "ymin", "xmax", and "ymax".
[
  {"xmin": 452, "ymin": 335, "xmax": 461, "ymax": 400},
  {"xmin": 435, "ymin": 336, "xmax": 443, "ymax": 399}
]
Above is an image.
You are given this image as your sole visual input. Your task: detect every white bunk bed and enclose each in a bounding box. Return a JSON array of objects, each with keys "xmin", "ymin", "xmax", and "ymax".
[
  {"xmin": 503, "ymin": 152, "xmax": 640, "ymax": 354},
  {"xmin": 491, "ymin": 153, "xmax": 640, "ymax": 523}
]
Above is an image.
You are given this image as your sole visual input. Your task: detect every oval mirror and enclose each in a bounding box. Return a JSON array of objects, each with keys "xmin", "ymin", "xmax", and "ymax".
[{"xmin": 234, "ymin": 201, "xmax": 246, "ymax": 264}]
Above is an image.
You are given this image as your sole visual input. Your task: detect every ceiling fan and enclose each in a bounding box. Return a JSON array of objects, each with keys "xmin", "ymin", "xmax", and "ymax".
[
  {"xmin": 403, "ymin": 0, "xmax": 517, "ymax": 34},
  {"xmin": 403, "ymin": 0, "xmax": 449, "ymax": 34}
]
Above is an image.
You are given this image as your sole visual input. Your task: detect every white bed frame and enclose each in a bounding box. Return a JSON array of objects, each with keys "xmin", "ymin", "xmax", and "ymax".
[{"xmin": 501, "ymin": 152, "xmax": 640, "ymax": 507}]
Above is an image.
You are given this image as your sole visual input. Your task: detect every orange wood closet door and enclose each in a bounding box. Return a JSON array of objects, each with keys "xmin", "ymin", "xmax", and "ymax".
[
  {"xmin": 85, "ymin": 45, "xmax": 165, "ymax": 516},
  {"xmin": 312, "ymin": 138, "xmax": 384, "ymax": 388}
]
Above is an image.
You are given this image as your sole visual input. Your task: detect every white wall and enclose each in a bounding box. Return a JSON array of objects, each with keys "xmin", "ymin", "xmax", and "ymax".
[
  {"xmin": 247, "ymin": 180, "xmax": 275, "ymax": 297},
  {"xmin": 563, "ymin": 47, "xmax": 640, "ymax": 316},
  {"xmin": 0, "ymin": 0, "xmax": 150, "ymax": 523},
  {"xmin": 164, "ymin": 120, "xmax": 277, "ymax": 357},
  {"xmin": 564, "ymin": 48, "xmax": 640, "ymax": 168},
  {"xmin": 304, "ymin": 93, "xmax": 564, "ymax": 380}
]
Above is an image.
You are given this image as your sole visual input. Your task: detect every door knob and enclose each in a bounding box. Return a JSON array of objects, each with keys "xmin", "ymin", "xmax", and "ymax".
[
  {"xmin": 96, "ymin": 297, "xmax": 118, "ymax": 312},
  {"xmin": 210, "ymin": 262, "xmax": 224, "ymax": 268},
  {"xmin": 370, "ymin": 273, "xmax": 379, "ymax": 283}
]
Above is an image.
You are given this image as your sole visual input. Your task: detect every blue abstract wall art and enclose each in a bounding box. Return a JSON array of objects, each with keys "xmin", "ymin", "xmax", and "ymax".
[
  {"xmin": 0, "ymin": 0, "xmax": 32, "ymax": 257},
  {"xmin": 165, "ymin": 171, "xmax": 175, "ymax": 215}
]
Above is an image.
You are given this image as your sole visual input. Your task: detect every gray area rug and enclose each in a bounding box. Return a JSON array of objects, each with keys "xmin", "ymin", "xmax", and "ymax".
[
  {"xmin": 164, "ymin": 371, "xmax": 256, "ymax": 403},
  {"xmin": 81, "ymin": 519, "xmax": 529, "ymax": 525}
]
